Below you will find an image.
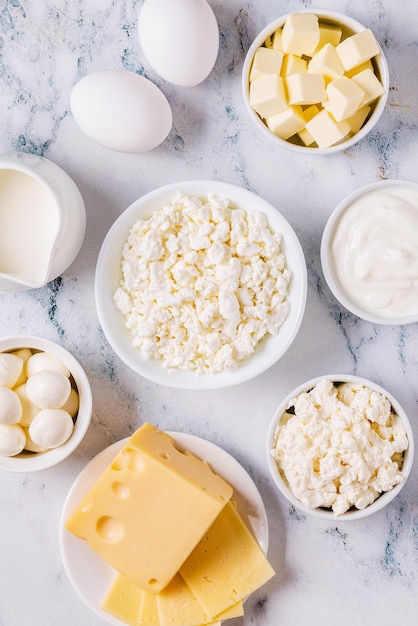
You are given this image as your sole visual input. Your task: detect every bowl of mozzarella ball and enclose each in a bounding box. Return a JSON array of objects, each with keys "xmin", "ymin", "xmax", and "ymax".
[
  {"xmin": 96, "ymin": 180, "xmax": 307, "ymax": 390},
  {"xmin": 267, "ymin": 375, "xmax": 414, "ymax": 519},
  {"xmin": 242, "ymin": 10, "xmax": 389, "ymax": 153},
  {"xmin": 0, "ymin": 336, "xmax": 92, "ymax": 472}
]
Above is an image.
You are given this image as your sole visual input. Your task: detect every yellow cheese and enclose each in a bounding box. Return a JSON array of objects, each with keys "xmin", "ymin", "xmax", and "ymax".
[
  {"xmin": 138, "ymin": 591, "xmax": 160, "ymax": 626},
  {"xmin": 65, "ymin": 423, "xmax": 233, "ymax": 594},
  {"xmin": 180, "ymin": 501, "xmax": 275, "ymax": 619},
  {"xmin": 101, "ymin": 573, "xmax": 143, "ymax": 625},
  {"xmin": 156, "ymin": 573, "xmax": 244, "ymax": 626}
]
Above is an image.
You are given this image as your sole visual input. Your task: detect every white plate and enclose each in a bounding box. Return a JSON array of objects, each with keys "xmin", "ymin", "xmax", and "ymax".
[
  {"xmin": 59, "ymin": 431, "xmax": 270, "ymax": 625},
  {"xmin": 95, "ymin": 180, "xmax": 307, "ymax": 390}
]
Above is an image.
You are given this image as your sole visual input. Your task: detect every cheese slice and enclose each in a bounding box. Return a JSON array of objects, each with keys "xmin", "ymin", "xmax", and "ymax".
[
  {"xmin": 138, "ymin": 590, "xmax": 160, "ymax": 625},
  {"xmin": 65, "ymin": 423, "xmax": 233, "ymax": 594},
  {"xmin": 101, "ymin": 573, "xmax": 144, "ymax": 625},
  {"xmin": 180, "ymin": 501, "xmax": 275, "ymax": 618}
]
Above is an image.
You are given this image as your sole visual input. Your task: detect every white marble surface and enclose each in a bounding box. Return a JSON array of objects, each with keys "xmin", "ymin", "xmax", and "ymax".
[{"xmin": 0, "ymin": 1, "xmax": 418, "ymax": 625}]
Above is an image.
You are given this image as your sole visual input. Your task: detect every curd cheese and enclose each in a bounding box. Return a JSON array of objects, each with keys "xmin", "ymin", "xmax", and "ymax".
[
  {"xmin": 114, "ymin": 193, "xmax": 291, "ymax": 374},
  {"xmin": 272, "ymin": 379, "xmax": 409, "ymax": 515}
]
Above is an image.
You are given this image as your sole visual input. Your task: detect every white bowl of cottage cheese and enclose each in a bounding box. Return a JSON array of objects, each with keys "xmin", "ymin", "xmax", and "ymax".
[
  {"xmin": 95, "ymin": 180, "xmax": 307, "ymax": 389},
  {"xmin": 267, "ymin": 375, "xmax": 414, "ymax": 519}
]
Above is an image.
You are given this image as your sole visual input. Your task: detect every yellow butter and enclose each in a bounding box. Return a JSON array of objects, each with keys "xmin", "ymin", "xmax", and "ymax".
[
  {"xmin": 336, "ymin": 28, "xmax": 380, "ymax": 71},
  {"xmin": 250, "ymin": 47, "xmax": 283, "ymax": 80},
  {"xmin": 346, "ymin": 104, "xmax": 371, "ymax": 134},
  {"xmin": 65, "ymin": 423, "xmax": 233, "ymax": 594},
  {"xmin": 305, "ymin": 109, "xmax": 350, "ymax": 148},
  {"xmin": 308, "ymin": 43, "xmax": 345, "ymax": 81},
  {"xmin": 280, "ymin": 54, "xmax": 307, "ymax": 77},
  {"xmin": 351, "ymin": 68, "xmax": 385, "ymax": 106},
  {"xmin": 249, "ymin": 73, "xmax": 288, "ymax": 119},
  {"xmin": 180, "ymin": 501, "xmax": 275, "ymax": 619},
  {"xmin": 266, "ymin": 105, "xmax": 305, "ymax": 140},
  {"xmin": 312, "ymin": 22, "xmax": 342, "ymax": 55},
  {"xmin": 323, "ymin": 75, "xmax": 365, "ymax": 121},
  {"xmin": 286, "ymin": 73, "xmax": 326, "ymax": 105},
  {"xmin": 282, "ymin": 13, "xmax": 320, "ymax": 56}
]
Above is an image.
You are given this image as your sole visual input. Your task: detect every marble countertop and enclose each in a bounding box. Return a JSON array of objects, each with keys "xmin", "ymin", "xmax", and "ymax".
[{"xmin": 1, "ymin": 1, "xmax": 418, "ymax": 625}]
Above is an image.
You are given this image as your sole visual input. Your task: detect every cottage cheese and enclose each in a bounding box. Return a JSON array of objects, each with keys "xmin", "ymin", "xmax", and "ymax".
[
  {"xmin": 272, "ymin": 378, "xmax": 408, "ymax": 515},
  {"xmin": 113, "ymin": 193, "xmax": 291, "ymax": 374}
]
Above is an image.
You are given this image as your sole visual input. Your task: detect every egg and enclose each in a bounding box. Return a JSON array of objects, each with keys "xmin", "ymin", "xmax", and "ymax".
[
  {"xmin": 70, "ymin": 70, "xmax": 172, "ymax": 153},
  {"xmin": 138, "ymin": 0, "xmax": 219, "ymax": 86}
]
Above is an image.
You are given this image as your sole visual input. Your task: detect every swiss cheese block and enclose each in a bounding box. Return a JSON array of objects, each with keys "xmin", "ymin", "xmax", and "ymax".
[
  {"xmin": 65, "ymin": 423, "xmax": 233, "ymax": 594},
  {"xmin": 180, "ymin": 501, "xmax": 275, "ymax": 618}
]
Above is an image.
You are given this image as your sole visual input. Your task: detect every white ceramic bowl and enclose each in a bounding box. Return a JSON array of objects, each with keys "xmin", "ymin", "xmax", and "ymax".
[
  {"xmin": 242, "ymin": 9, "xmax": 389, "ymax": 154},
  {"xmin": 321, "ymin": 179, "xmax": 418, "ymax": 325},
  {"xmin": 0, "ymin": 336, "xmax": 92, "ymax": 472},
  {"xmin": 267, "ymin": 374, "xmax": 414, "ymax": 520},
  {"xmin": 95, "ymin": 180, "xmax": 307, "ymax": 390}
]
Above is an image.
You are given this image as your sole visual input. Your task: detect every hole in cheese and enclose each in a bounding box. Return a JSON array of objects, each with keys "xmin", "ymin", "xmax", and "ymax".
[
  {"xmin": 96, "ymin": 516, "xmax": 124, "ymax": 542},
  {"xmin": 158, "ymin": 450, "xmax": 171, "ymax": 461},
  {"xmin": 148, "ymin": 578, "xmax": 159, "ymax": 587},
  {"xmin": 112, "ymin": 481, "xmax": 130, "ymax": 499}
]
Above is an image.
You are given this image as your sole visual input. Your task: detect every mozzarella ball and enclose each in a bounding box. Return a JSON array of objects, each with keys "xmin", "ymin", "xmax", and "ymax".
[
  {"xmin": 61, "ymin": 387, "xmax": 79, "ymax": 418},
  {"xmin": 29, "ymin": 409, "xmax": 74, "ymax": 448},
  {"xmin": 26, "ymin": 352, "xmax": 70, "ymax": 378},
  {"xmin": 0, "ymin": 386, "xmax": 23, "ymax": 424},
  {"xmin": 14, "ymin": 383, "xmax": 40, "ymax": 427},
  {"xmin": 0, "ymin": 354, "xmax": 24, "ymax": 388},
  {"xmin": 26, "ymin": 370, "xmax": 71, "ymax": 409},
  {"xmin": 0, "ymin": 424, "xmax": 26, "ymax": 456},
  {"xmin": 23, "ymin": 427, "xmax": 49, "ymax": 453}
]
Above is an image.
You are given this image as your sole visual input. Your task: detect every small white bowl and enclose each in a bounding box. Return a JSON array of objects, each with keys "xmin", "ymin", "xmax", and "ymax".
[
  {"xmin": 267, "ymin": 374, "xmax": 414, "ymax": 520},
  {"xmin": 95, "ymin": 180, "xmax": 307, "ymax": 390},
  {"xmin": 0, "ymin": 336, "xmax": 92, "ymax": 472},
  {"xmin": 321, "ymin": 179, "xmax": 418, "ymax": 325},
  {"xmin": 242, "ymin": 9, "xmax": 389, "ymax": 154}
]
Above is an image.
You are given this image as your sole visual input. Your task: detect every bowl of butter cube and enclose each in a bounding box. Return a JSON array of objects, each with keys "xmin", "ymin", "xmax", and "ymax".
[
  {"xmin": 242, "ymin": 10, "xmax": 389, "ymax": 153},
  {"xmin": 267, "ymin": 375, "xmax": 414, "ymax": 519}
]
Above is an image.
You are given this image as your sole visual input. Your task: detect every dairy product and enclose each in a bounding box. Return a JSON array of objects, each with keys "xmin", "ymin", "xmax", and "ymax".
[
  {"xmin": 329, "ymin": 185, "xmax": 418, "ymax": 318},
  {"xmin": 28, "ymin": 408, "xmax": 74, "ymax": 448},
  {"xmin": 180, "ymin": 501, "xmax": 275, "ymax": 617},
  {"xmin": 282, "ymin": 13, "xmax": 319, "ymax": 56},
  {"xmin": 114, "ymin": 193, "xmax": 291, "ymax": 374},
  {"xmin": 247, "ymin": 13, "xmax": 385, "ymax": 147},
  {"xmin": 271, "ymin": 378, "xmax": 409, "ymax": 515},
  {"xmin": 0, "ymin": 353, "xmax": 24, "ymax": 388},
  {"xmin": 336, "ymin": 28, "xmax": 380, "ymax": 71},
  {"xmin": 0, "ymin": 386, "xmax": 22, "ymax": 425},
  {"xmin": 0, "ymin": 347, "xmax": 78, "ymax": 457},
  {"xmin": 26, "ymin": 370, "xmax": 71, "ymax": 409},
  {"xmin": 101, "ymin": 574, "xmax": 143, "ymax": 625},
  {"xmin": 65, "ymin": 423, "xmax": 233, "ymax": 594},
  {"xmin": 0, "ymin": 423, "xmax": 26, "ymax": 456}
]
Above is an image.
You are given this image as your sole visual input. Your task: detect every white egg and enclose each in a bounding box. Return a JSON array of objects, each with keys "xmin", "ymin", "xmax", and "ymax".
[
  {"xmin": 138, "ymin": 0, "xmax": 219, "ymax": 86},
  {"xmin": 70, "ymin": 70, "xmax": 172, "ymax": 153}
]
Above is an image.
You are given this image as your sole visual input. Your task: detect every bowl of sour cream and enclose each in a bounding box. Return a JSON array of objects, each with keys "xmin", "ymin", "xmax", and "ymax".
[{"xmin": 321, "ymin": 179, "xmax": 418, "ymax": 324}]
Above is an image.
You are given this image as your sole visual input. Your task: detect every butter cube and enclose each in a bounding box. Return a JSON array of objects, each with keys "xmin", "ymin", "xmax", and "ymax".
[
  {"xmin": 305, "ymin": 109, "xmax": 350, "ymax": 148},
  {"xmin": 286, "ymin": 73, "xmax": 326, "ymax": 105},
  {"xmin": 336, "ymin": 28, "xmax": 380, "ymax": 71},
  {"xmin": 351, "ymin": 68, "xmax": 385, "ymax": 106},
  {"xmin": 249, "ymin": 73, "xmax": 287, "ymax": 118},
  {"xmin": 271, "ymin": 27, "xmax": 283, "ymax": 50},
  {"xmin": 250, "ymin": 47, "xmax": 284, "ymax": 81},
  {"xmin": 280, "ymin": 53, "xmax": 307, "ymax": 77},
  {"xmin": 282, "ymin": 13, "xmax": 320, "ymax": 56},
  {"xmin": 323, "ymin": 76, "xmax": 365, "ymax": 121},
  {"xmin": 266, "ymin": 105, "xmax": 305, "ymax": 140},
  {"xmin": 345, "ymin": 104, "xmax": 371, "ymax": 134},
  {"xmin": 297, "ymin": 104, "xmax": 320, "ymax": 146},
  {"xmin": 312, "ymin": 23, "xmax": 342, "ymax": 54},
  {"xmin": 308, "ymin": 43, "xmax": 345, "ymax": 81},
  {"xmin": 345, "ymin": 59, "xmax": 373, "ymax": 78}
]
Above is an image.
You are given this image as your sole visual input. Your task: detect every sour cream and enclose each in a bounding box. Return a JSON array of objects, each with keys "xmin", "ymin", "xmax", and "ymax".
[{"xmin": 325, "ymin": 182, "xmax": 418, "ymax": 320}]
